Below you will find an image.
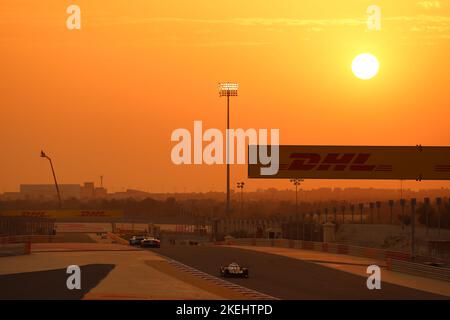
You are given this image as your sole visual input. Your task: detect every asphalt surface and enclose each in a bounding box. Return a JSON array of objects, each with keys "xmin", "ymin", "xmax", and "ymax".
[
  {"xmin": 0, "ymin": 264, "xmax": 115, "ymax": 299},
  {"xmin": 149, "ymin": 245, "xmax": 448, "ymax": 300}
]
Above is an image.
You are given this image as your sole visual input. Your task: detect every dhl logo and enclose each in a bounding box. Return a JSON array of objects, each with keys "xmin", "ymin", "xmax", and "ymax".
[
  {"xmin": 79, "ymin": 211, "xmax": 110, "ymax": 217},
  {"xmin": 19, "ymin": 211, "xmax": 49, "ymax": 218},
  {"xmin": 0, "ymin": 210, "xmax": 123, "ymax": 218},
  {"xmin": 280, "ymin": 153, "xmax": 393, "ymax": 172}
]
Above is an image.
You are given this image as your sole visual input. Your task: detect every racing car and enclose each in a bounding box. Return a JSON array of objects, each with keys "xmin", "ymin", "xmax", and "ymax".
[
  {"xmin": 129, "ymin": 235, "xmax": 145, "ymax": 246},
  {"xmin": 220, "ymin": 262, "xmax": 249, "ymax": 278},
  {"xmin": 140, "ymin": 237, "xmax": 161, "ymax": 248}
]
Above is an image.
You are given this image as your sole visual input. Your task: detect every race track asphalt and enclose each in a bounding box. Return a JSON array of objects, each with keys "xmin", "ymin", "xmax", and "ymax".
[{"xmin": 149, "ymin": 245, "xmax": 448, "ymax": 300}]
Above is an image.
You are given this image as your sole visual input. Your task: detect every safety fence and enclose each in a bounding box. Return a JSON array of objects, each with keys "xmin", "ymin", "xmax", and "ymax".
[
  {"xmin": 387, "ymin": 259, "xmax": 450, "ymax": 282},
  {"xmin": 0, "ymin": 235, "xmax": 55, "ymax": 244},
  {"xmin": 0, "ymin": 216, "xmax": 55, "ymax": 237}
]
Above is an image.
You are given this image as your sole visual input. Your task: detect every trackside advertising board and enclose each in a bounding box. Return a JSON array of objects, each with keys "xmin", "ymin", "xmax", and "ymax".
[
  {"xmin": 0, "ymin": 210, "xmax": 123, "ymax": 219},
  {"xmin": 248, "ymin": 145, "xmax": 450, "ymax": 180}
]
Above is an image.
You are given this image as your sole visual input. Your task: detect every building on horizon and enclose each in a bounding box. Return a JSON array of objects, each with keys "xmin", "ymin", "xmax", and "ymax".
[
  {"xmin": 20, "ymin": 184, "xmax": 81, "ymax": 200},
  {"xmin": 0, "ymin": 182, "xmax": 109, "ymax": 201},
  {"xmin": 80, "ymin": 182, "xmax": 95, "ymax": 199}
]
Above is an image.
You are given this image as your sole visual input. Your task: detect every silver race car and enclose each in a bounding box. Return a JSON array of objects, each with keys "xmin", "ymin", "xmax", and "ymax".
[{"xmin": 220, "ymin": 262, "xmax": 249, "ymax": 278}]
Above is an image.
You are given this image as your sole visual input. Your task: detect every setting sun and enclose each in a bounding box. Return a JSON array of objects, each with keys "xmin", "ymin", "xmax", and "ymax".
[{"xmin": 352, "ymin": 53, "xmax": 380, "ymax": 80}]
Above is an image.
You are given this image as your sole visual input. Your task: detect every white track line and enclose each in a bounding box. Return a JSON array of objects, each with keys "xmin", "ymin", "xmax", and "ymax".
[{"xmin": 154, "ymin": 252, "xmax": 278, "ymax": 300}]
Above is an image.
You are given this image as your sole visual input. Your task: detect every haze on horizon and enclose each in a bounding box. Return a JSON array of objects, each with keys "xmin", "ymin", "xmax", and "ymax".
[{"xmin": 1, "ymin": 0, "xmax": 449, "ymax": 193}]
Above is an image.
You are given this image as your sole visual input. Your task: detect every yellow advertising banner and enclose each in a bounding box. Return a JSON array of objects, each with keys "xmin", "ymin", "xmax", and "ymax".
[
  {"xmin": 248, "ymin": 145, "xmax": 450, "ymax": 180},
  {"xmin": 0, "ymin": 210, "xmax": 123, "ymax": 218}
]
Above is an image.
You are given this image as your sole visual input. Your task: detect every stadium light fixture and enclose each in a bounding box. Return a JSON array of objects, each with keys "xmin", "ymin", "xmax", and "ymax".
[{"xmin": 219, "ymin": 82, "xmax": 238, "ymax": 215}]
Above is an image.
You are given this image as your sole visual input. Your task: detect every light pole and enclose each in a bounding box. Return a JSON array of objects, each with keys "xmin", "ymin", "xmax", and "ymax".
[
  {"xmin": 424, "ymin": 197, "xmax": 430, "ymax": 236},
  {"xmin": 290, "ymin": 178, "xmax": 303, "ymax": 214},
  {"xmin": 376, "ymin": 201, "xmax": 381, "ymax": 224},
  {"xmin": 40, "ymin": 150, "xmax": 62, "ymax": 208},
  {"xmin": 388, "ymin": 200, "xmax": 394, "ymax": 224},
  {"xmin": 359, "ymin": 203, "xmax": 364, "ymax": 224},
  {"xmin": 236, "ymin": 182, "xmax": 245, "ymax": 214},
  {"xmin": 369, "ymin": 202, "xmax": 375, "ymax": 224},
  {"xmin": 340, "ymin": 205, "xmax": 346, "ymax": 223},
  {"xmin": 219, "ymin": 82, "xmax": 238, "ymax": 215},
  {"xmin": 302, "ymin": 212, "xmax": 306, "ymax": 240},
  {"xmin": 436, "ymin": 197, "xmax": 442, "ymax": 238},
  {"xmin": 400, "ymin": 198, "xmax": 406, "ymax": 229},
  {"xmin": 410, "ymin": 198, "xmax": 417, "ymax": 259}
]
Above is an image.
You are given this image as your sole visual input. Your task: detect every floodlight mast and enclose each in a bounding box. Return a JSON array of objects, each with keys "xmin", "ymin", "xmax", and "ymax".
[
  {"xmin": 237, "ymin": 182, "xmax": 245, "ymax": 214},
  {"xmin": 40, "ymin": 150, "xmax": 62, "ymax": 208},
  {"xmin": 219, "ymin": 83, "xmax": 238, "ymax": 215},
  {"xmin": 290, "ymin": 178, "xmax": 304, "ymax": 214}
]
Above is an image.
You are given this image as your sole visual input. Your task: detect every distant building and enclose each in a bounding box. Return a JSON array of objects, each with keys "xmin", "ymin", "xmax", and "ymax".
[
  {"xmin": 108, "ymin": 189, "xmax": 151, "ymax": 200},
  {"xmin": 1, "ymin": 192, "xmax": 22, "ymax": 201},
  {"xmin": 6, "ymin": 182, "xmax": 110, "ymax": 201},
  {"xmin": 94, "ymin": 187, "xmax": 107, "ymax": 198},
  {"xmin": 20, "ymin": 184, "xmax": 81, "ymax": 200},
  {"xmin": 80, "ymin": 182, "xmax": 95, "ymax": 199}
]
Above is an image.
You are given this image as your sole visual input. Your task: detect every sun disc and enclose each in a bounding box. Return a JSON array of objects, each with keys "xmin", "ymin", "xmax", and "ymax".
[{"xmin": 352, "ymin": 53, "xmax": 379, "ymax": 80}]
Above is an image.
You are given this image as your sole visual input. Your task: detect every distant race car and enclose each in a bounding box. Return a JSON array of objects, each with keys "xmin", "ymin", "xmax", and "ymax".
[
  {"xmin": 220, "ymin": 262, "xmax": 249, "ymax": 278},
  {"xmin": 140, "ymin": 238, "xmax": 161, "ymax": 248},
  {"xmin": 129, "ymin": 235, "xmax": 145, "ymax": 246}
]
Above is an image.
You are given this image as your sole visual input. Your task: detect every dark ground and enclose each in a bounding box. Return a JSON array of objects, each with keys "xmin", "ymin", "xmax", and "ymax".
[{"xmin": 0, "ymin": 264, "xmax": 115, "ymax": 300}]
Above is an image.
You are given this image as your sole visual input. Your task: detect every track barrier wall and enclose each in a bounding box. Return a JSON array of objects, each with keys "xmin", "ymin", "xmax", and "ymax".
[{"xmin": 222, "ymin": 238, "xmax": 417, "ymax": 262}]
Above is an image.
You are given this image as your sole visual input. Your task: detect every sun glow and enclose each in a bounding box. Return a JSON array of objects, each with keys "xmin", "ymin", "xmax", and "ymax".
[{"xmin": 352, "ymin": 53, "xmax": 380, "ymax": 80}]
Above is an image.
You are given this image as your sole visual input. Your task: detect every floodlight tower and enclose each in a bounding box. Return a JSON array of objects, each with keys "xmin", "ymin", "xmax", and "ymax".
[
  {"xmin": 219, "ymin": 82, "xmax": 238, "ymax": 215},
  {"xmin": 236, "ymin": 182, "xmax": 245, "ymax": 214},
  {"xmin": 290, "ymin": 178, "xmax": 304, "ymax": 214},
  {"xmin": 40, "ymin": 150, "xmax": 62, "ymax": 208}
]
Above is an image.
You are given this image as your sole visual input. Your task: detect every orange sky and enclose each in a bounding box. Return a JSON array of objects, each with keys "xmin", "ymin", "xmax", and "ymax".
[{"xmin": 0, "ymin": 0, "xmax": 449, "ymax": 193}]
